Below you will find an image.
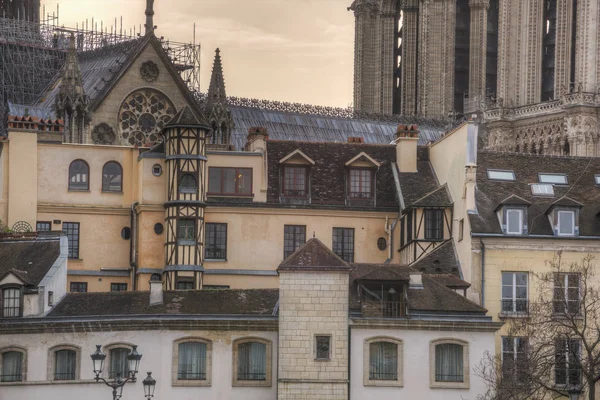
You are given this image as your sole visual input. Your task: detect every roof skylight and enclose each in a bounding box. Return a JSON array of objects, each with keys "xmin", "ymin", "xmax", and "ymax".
[
  {"xmin": 538, "ymin": 173, "xmax": 568, "ymax": 185},
  {"xmin": 531, "ymin": 183, "xmax": 555, "ymax": 196},
  {"xmin": 487, "ymin": 169, "xmax": 515, "ymax": 181},
  {"xmin": 595, "ymin": 175, "xmax": 600, "ymax": 185}
]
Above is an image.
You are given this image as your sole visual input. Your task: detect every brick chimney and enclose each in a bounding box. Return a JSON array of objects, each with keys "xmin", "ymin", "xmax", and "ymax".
[
  {"xmin": 395, "ymin": 124, "xmax": 419, "ymax": 173},
  {"xmin": 245, "ymin": 127, "xmax": 268, "ymax": 152}
]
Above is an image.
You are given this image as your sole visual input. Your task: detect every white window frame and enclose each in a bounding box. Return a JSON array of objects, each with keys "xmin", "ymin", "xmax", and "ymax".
[
  {"xmin": 554, "ymin": 273, "xmax": 580, "ymax": 315},
  {"xmin": 538, "ymin": 173, "xmax": 568, "ymax": 185},
  {"xmin": 501, "ymin": 337, "xmax": 528, "ymax": 383},
  {"xmin": 557, "ymin": 210, "xmax": 575, "ymax": 236},
  {"xmin": 501, "ymin": 272, "xmax": 528, "ymax": 314},
  {"xmin": 364, "ymin": 337, "xmax": 403, "ymax": 387},
  {"xmin": 487, "ymin": 169, "xmax": 516, "ymax": 181},
  {"xmin": 429, "ymin": 338, "xmax": 470, "ymax": 389},
  {"xmin": 531, "ymin": 183, "xmax": 555, "ymax": 196},
  {"xmin": 554, "ymin": 338, "xmax": 582, "ymax": 386},
  {"xmin": 595, "ymin": 174, "xmax": 600, "ymax": 185},
  {"xmin": 505, "ymin": 209, "xmax": 524, "ymax": 235}
]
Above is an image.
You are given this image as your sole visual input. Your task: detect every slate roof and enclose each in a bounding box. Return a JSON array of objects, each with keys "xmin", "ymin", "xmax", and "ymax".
[
  {"xmin": 0, "ymin": 236, "xmax": 61, "ymax": 286},
  {"xmin": 397, "ymin": 147, "xmax": 444, "ymax": 208},
  {"xmin": 410, "ymin": 240, "xmax": 461, "ymax": 277},
  {"xmin": 471, "ymin": 152, "xmax": 600, "ymax": 235},
  {"xmin": 48, "ymin": 289, "xmax": 280, "ymax": 317},
  {"xmin": 409, "ymin": 276, "xmax": 485, "ymax": 313},
  {"xmin": 228, "ymin": 105, "xmax": 447, "ymax": 150},
  {"xmin": 278, "ymin": 238, "xmax": 350, "ymax": 271},
  {"xmin": 265, "ymin": 140, "xmax": 398, "ymax": 209}
]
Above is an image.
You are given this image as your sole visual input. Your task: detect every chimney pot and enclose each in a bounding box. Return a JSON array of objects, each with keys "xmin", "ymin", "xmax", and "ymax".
[
  {"xmin": 409, "ymin": 272, "xmax": 423, "ymax": 289},
  {"xmin": 149, "ymin": 279, "xmax": 163, "ymax": 306}
]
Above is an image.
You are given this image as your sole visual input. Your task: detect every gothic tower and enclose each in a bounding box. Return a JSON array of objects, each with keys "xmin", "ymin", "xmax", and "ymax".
[
  {"xmin": 0, "ymin": 0, "xmax": 40, "ymax": 22},
  {"xmin": 162, "ymin": 106, "xmax": 209, "ymax": 290},
  {"xmin": 205, "ymin": 48, "xmax": 234, "ymax": 149}
]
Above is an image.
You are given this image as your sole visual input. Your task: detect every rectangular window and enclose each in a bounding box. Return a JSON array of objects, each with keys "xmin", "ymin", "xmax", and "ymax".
[
  {"xmin": 36, "ymin": 221, "xmax": 52, "ymax": 232},
  {"xmin": 502, "ymin": 337, "xmax": 528, "ymax": 383},
  {"xmin": 435, "ymin": 343, "xmax": 464, "ymax": 382},
  {"xmin": 348, "ymin": 169, "xmax": 372, "ymax": 199},
  {"xmin": 557, "ymin": 210, "xmax": 575, "ymax": 236},
  {"xmin": 178, "ymin": 219, "xmax": 196, "ymax": 242},
  {"xmin": 506, "ymin": 209, "xmax": 524, "ymax": 235},
  {"xmin": 554, "ymin": 273, "xmax": 580, "ymax": 314},
  {"xmin": 62, "ymin": 222, "xmax": 80, "ymax": 259},
  {"xmin": 54, "ymin": 350, "xmax": 76, "ymax": 380},
  {"xmin": 595, "ymin": 174, "xmax": 600, "ymax": 185},
  {"xmin": 70, "ymin": 282, "xmax": 87, "ymax": 293},
  {"xmin": 424, "ymin": 209, "xmax": 444, "ymax": 240},
  {"xmin": 539, "ymin": 173, "xmax": 567, "ymax": 185},
  {"xmin": 237, "ymin": 342, "xmax": 267, "ymax": 381},
  {"xmin": 501, "ymin": 272, "xmax": 528, "ymax": 314},
  {"xmin": 176, "ymin": 278, "xmax": 194, "ymax": 290},
  {"xmin": 458, "ymin": 219, "xmax": 464, "ymax": 242},
  {"xmin": 332, "ymin": 228, "xmax": 354, "ymax": 262},
  {"xmin": 178, "ymin": 342, "xmax": 207, "ymax": 380},
  {"xmin": 109, "ymin": 348, "xmax": 130, "ymax": 379},
  {"xmin": 48, "ymin": 290, "xmax": 54, "ymax": 306},
  {"xmin": 205, "ymin": 223, "xmax": 227, "ymax": 260},
  {"xmin": 110, "ymin": 283, "xmax": 127, "ymax": 292},
  {"xmin": 407, "ymin": 211, "xmax": 413, "ymax": 243},
  {"xmin": 315, "ymin": 335, "xmax": 331, "ymax": 360},
  {"xmin": 282, "ymin": 166, "xmax": 308, "ymax": 197},
  {"xmin": 208, "ymin": 167, "xmax": 252, "ymax": 195},
  {"xmin": 1, "ymin": 288, "xmax": 21, "ymax": 317},
  {"xmin": 1, "ymin": 351, "xmax": 23, "ymax": 382},
  {"xmin": 555, "ymin": 338, "xmax": 581, "ymax": 386},
  {"xmin": 487, "ymin": 169, "xmax": 516, "ymax": 181},
  {"xmin": 283, "ymin": 225, "xmax": 306, "ymax": 259},
  {"xmin": 369, "ymin": 342, "xmax": 398, "ymax": 380}
]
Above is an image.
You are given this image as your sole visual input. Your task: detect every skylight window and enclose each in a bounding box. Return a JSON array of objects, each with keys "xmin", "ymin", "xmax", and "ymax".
[
  {"xmin": 487, "ymin": 169, "xmax": 516, "ymax": 181},
  {"xmin": 595, "ymin": 175, "xmax": 600, "ymax": 185},
  {"xmin": 538, "ymin": 173, "xmax": 568, "ymax": 185},
  {"xmin": 531, "ymin": 183, "xmax": 554, "ymax": 196}
]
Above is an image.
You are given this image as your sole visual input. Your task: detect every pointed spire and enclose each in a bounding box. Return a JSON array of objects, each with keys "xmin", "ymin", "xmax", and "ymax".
[
  {"xmin": 144, "ymin": 0, "xmax": 155, "ymax": 35},
  {"xmin": 207, "ymin": 48, "xmax": 227, "ymax": 105}
]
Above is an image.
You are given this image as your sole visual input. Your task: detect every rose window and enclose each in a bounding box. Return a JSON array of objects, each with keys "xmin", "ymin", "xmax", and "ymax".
[{"xmin": 118, "ymin": 89, "xmax": 176, "ymax": 146}]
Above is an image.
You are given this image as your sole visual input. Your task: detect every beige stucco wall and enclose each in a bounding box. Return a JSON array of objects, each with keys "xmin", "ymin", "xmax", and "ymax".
[
  {"xmin": 206, "ymin": 153, "xmax": 267, "ymax": 203},
  {"xmin": 0, "ymin": 141, "xmax": 8, "ymax": 226},
  {"xmin": 7, "ymin": 131, "xmax": 38, "ymax": 227},
  {"xmin": 90, "ymin": 43, "xmax": 191, "ymax": 144}
]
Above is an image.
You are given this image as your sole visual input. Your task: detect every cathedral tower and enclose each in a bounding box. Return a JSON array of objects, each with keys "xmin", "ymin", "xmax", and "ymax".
[
  {"xmin": 205, "ymin": 48, "xmax": 234, "ymax": 149},
  {"xmin": 0, "ymin": 0, "xmax": 39, "ymax": 22}
]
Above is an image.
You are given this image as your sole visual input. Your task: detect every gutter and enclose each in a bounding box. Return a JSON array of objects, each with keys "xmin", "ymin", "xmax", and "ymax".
[
  {"xmin": 472, "ymin": 232, "xmax": 600, "ymax": 240},
  {"xmin": 480, "ymin": 239, "xmax": 486, "ymax": 307},
  {"xmin": 130, "ymin": 202, "xmax": 139, "ymax": 290}
]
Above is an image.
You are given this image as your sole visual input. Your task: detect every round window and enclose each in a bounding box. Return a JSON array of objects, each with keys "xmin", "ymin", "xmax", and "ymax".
[
  {"xmin": 121, "ymin": 227, "xmax": 131, "ymax": 240},
  {"xmin": 152, "ymin": 164, "xmax": 162, "ymax": 176},
  {"xmin": 154, "ymin": 223, "xmax": 164, "ymax": 235},
  {"xmin": 377, "ymin": 237, "xmax": 387, "ymax": 251}
]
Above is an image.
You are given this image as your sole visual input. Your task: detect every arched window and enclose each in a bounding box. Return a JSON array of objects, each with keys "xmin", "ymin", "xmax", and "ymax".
[
  {"xmin": 179, "ymin": 173, "xmax": 197, "ymax": 193},
  {"xmin": 364, "ymin": 337, "xmax": 403, "ymax": 387},
  {"xmin": 429, "ymin": 339, "xmax": 469, "ymax": 389},
  {"xmin": 0, "ymin": 347, "xmax": 26, "ymax": 382},
  {"xmin": 232, "ymin": 338, "xmax": 272, "ymax": 387},
  {"xmin": 68, "ymin": 160, "xmax": 89, "ymax": 191},
  {"xmin": 49, "ymin": 345, "xmax": 80, "ymax": 381},
  {"xmin": 172, "ymin": 338, "xmax": 212, "ymax": 386},
  {"xmin": 109, "ymin": 347, "xmax": 130, "ymax": 379},
  {"xmin": 102, "ymin": 161, "xmax": 123, "ymax": 192},
  {"xmin": 1, "ymin": 287, "xmax": 21, "ymax": 317}
]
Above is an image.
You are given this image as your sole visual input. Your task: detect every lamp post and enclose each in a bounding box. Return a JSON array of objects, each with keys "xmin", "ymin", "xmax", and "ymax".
[
  {"xmin": 90, "ymin": 345, "xmax": 156, "ymax": 400},
  {"xmin": 568, "ymin": 387, "xmax": 582, "ymax": 400}
]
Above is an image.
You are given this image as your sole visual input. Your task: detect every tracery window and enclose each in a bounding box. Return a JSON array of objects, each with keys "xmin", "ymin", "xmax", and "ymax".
[{"xmin": 118, "ymin": 89, "xmax": 176, "ymax": 146}]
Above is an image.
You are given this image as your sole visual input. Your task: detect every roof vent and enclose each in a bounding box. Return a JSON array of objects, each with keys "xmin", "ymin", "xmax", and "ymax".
[
  {"xmin": 531, "ymin": 183, "xmax": 554, "ymax": 196},
  {"xmin": 348, "ymin": 136, "xmax": 364, "ymax": 144},
  {"xmin": 539, "ymin": 173, "xmax": 567, "ymax": 185}
]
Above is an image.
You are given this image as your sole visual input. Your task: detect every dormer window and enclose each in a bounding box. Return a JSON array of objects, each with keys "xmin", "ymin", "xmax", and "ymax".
[
  {"xmin": 506, "ymin": 209, "xmax": 524, "ymax": 235},
  {"xmin": 282, "ymin": 166, "xmax": 308, "ymax": 197},
  {"xmin": 1, "ymin": 287, "xmax": 21, "ymax": 318},
  {"xmin": 557, "ymin": 210, "xmax": 575, "ymax": 236},
  {"xmin": 349, "ymin": 169, "xmax": 373, "ymax": 199}
]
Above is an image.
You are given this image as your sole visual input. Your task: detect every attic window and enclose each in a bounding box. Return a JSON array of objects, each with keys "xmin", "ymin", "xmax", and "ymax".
[
  {"xmin": 539, "ymin": 173, "xmax": 567, "ymax": 185},
  {"xmin": 595, "ymin": 175, "xmax": 600, "ymax": 185},
  {"xmin": 531, "ymin": 183, "xmax": 554, "ymax": 196},
  {"xmin": 487, "ymin": 169, "xmax": 515, "ymax": 181}
]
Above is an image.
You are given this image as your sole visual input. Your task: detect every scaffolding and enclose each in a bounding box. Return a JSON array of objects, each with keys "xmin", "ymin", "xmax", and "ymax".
[{"xmin": 0, "ymin": 9, "xmax": 201, "ymax": 134}]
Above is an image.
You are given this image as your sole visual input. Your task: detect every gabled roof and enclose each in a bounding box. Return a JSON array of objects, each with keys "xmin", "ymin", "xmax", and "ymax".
[
  {"xmin": 0, "ymin": 235, "xmax": 61, "ymax": 287},
  {"xmin": 495, "ymin": 194, "xmax": 532, "ymax": 211},
  {"xmin": 345, "ymin": 151, "xmax": 381, "ymax": 167},
  {"xmin": 409, "ymin": 184, "xmax": 453, "ymax": 208},
  {"xmin": 278, "ymin": 149, "xmax": 315, "ymax": 165},
  {"xmin": 351, "ymin": 263, "xmax": 411, "ymax": 281},
  {"xmin": 471, "ymin": 152, "xmax": 600, "ymax": 235},
  {"xmin": 408, "ymin": 276, "xmax": 485, "ymax": 313},
  {"xmin": 166, "ymin": 105, "xmax": 207, "ymax": 128},
  {"xmin": 278, "ymin": 238, "xmax": 350, "ymax": 272},
  {"xmin": 397, "ymin": 147, "xmax": 448, "ymax": 209}
]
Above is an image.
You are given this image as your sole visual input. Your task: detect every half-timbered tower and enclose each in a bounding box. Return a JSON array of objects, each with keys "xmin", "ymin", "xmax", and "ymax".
[{"xmin": 162, "ymin": 106, "xmax": 209, "ymax": 290}]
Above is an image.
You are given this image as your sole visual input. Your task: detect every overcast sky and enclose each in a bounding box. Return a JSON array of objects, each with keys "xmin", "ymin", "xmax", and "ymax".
[{"xmin": 42, "ymin": 0, "xmax": 355, "ymax": 107}]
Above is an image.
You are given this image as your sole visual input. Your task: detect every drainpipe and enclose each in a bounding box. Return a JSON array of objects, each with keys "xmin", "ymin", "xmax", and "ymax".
[
  {"xmin": 480, "ymin": 238, "xmax": 486, "ymax": 307},
  {"xmin": 130, "ymin": 202, "xmax": 139, "ymax": 290},
  {"xmin": 384, "ymin": 217, "xmax": 399, "ymax": 264},
  {"xmin": 347, "ymin": 325, "xmax": 351, "ymax": 400}
]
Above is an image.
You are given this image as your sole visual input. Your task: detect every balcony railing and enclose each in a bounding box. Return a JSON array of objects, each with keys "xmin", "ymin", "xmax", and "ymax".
[
  {"xmin": 361, "ymin": 300, "xmax": 406, "ymax": 318},
  {"xmin": 500, "ymin": 300, "xmax": 529, "ymax": 317}
]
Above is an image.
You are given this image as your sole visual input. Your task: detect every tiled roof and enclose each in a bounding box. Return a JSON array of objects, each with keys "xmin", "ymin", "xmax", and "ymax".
[
  {"xmin": 408, "ymin": 276, "xmax": 485, "ymax": 313},
  {"xmin": 278, "ymin": 238, "xmax": 350, "ymax": 271},
  {"xmin": 351, "ymin": 263, "xmax": 411, "ymax": 281},
  {"xmin": 410, "ymin": 240, "xmax": 462, "ymax": 277},
  {"xmin": 397, "ymin": 147, "xmax": 443, "ymax": 207},
  {"xmin": 48, "ymin": 289, "xmax": 280, "ymax": 317},
  {"xmin": 265, "ymin": 140, "xmax": 398, "ymax": 209},
  {"xmin": 0, "ymin": 236, "xmax": 61, "ymax": 286},
  {"xmin": 428, "ymin": 274, "xmax": 471, "ymax": 289},
  {"xmin": 410, "ymin": 184, "xmax": 453, "ymax": 208},
  {"xmin": 471, "ymin": 152, "xmax": 600, "ymax": 235}
]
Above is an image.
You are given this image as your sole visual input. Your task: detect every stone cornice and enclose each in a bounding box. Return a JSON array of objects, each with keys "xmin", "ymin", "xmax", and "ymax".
[
  {"xmin": 350, "ymin": 318, "xmax": 504, "ymax": 332},
  {"xmin": 475, "ymin": 237, "xmax": 600, "ymax": 252},
  {"xmin": 37, "ymin": 203, "xmax": 130, "ymax": 216},
  {"xmin": 205, "ymin": 206, "xmax": 396, "ymax": 219}
]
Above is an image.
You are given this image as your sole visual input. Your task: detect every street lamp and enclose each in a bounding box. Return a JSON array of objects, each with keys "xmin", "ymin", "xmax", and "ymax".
[
  {"xmin": 90, "ymin": 345, "xmax": 155, "ymax": 400},
  {"xmin": 568, "ymin": 387, "xmax": 582, "ymax": 400}
]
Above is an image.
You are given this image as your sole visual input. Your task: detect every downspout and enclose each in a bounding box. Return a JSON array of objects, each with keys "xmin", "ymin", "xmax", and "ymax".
[
  {"xmin": 387, "ymin": 163, "xmax": 405, "ymax": 263},
  {"xmin": 130, "ymin": 202, "xmax": 139, "ymax": 290},
  {"xmin": 480, "ymin": 238, "xmax": 486, "ymax": 307},
  {"xmin": 348, "ymin": 324, "xmax": 351, "ymax": 400}
]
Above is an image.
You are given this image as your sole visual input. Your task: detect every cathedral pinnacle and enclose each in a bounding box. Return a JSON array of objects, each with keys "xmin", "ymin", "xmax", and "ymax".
[
  {"xmin": 207, "ymin": 48, "xmax": 227, "ymax": 106},
  {"xmin": 144, "ymin": 0, "xmax": 155, "ymax": 35}
]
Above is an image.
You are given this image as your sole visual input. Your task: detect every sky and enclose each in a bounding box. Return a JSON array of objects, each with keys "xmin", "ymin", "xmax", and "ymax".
[{"xmin": 41, "ymin": 0, "xmax": 356, "ymax": 107}]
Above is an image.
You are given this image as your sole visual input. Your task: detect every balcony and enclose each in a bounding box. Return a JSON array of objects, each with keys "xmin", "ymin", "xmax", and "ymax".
[
  {"xmin": 361, "ymin": 300, "xmax": 407, "ymax": 318},
  {"xmin": 499, "ymin": 300, "xmax": 529, "ymax": 318}
]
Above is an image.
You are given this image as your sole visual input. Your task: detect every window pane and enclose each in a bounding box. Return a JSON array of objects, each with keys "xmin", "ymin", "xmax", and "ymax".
[
  {"xmin": 349, "ymin": 169, "xmax": 372, "ymax": 198},
  {"xmin": 435, "ymin": 344, "xmax": 464, "ymax": 382},
  {"xmin": 487, "ymin": 169, "xmax": 515, "ymax": 181},
  {"xmin": 1, "ymin": 351, "xmax": 23, "ymax": 382},
  {"xmin": 332, "ymin": 228, "xmax": 354, "ymax": 262},
  {"xmin": 237, "ymin": 169, "xmax": 252, "ymax": 194},
  {"xmin": 208, "ymin": 168, "xmax": 221, "ymax": 193},
  {"xmin": 109, "ymin": 348, "xmax": 130, "ymax": 379},
  {"xmin": 315, "ymin": 336, "xmax": 330, "ymax": 360},
  {"xmin": 54, "ymin": 350, "xmax": 76, "ymax": 380},
  {"xmin": 539, "ymin": 174, "xmax": 567, "ymax": 184},
  {"xmin": 558, "ymin": 211, "xmax": 574, "ymax": 235},
  {"xmin": 205, "ymin": 223, "xmax": 227, "ymax": 259},
  {"xmin": 178, "ymin": 220, "xmax": 195, "ymax": 241},
  {"xmin": 62, "ymin": 222, "xmax": 80, "ymax": 259},
  {"xmin": 238, "ymin": 342, "xmax": 266, "ymax": 381},
  {"xmin": 69, "ymin": 160, "xmax": 89, "ymax": 190},
  {"xmin": 102, "ymin": 162, "xmax": 122, "ymax": 192},
  {"xmin": 110, "ymin": 283, "xmax": 127, "ymax": 292},
  {"xmin": 179, "ymin": 173, "xmax": 197, "ymax": 192},
  {"xmin": 178, "ymin": 342, "xmax": 207, "ymax": 380},
  {"xmin": 369, "ymin": 342, "xmax": 398, "ymax": 380},
  {"xmin": 223, "ymin": 168, "xmax": 236, "ymax": 193},
  {"xmin": 425, "ymin": 209, "xmax": 444, "ymax": 240},
  {"xmin": 507, "ymin": 209, "xmax": 522, "ymax": 234},
  {"xmin": 36, "ymin": 221, "xmax": 51, "ymax": 232},
  {"xmin": 284, "ymin": 225, "xmax": 306, "ymax": 259},
  {"xmin": 283, "ymin": 167, "xmax": 307, "ymax": 196},
  {"xmin": 2, "ymin": 288, "xmax": 20, "ymax": 317},
  {"xmin": 70, "ymin": 282, "xmax": 87, "ymax": 293}
]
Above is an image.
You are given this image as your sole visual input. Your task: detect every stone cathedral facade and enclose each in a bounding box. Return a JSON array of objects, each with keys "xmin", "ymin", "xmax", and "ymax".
[{"xmin": 350, "ymin": 0, "xmax": 600, "ymax": 157}]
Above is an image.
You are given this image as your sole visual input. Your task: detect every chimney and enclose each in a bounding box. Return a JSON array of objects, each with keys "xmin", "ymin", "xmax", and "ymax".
[
  {"xmin": 245, "ymin": 127, "xmax": 268, "ymax": 152},
  {"xmin": 149, "ymin": 277, "xmax": 163, "ymax": 306},
  {"xmin": 395, "ymin": 124, "xmax": 419, "ymax": 173},
  {"xmin": 409, "ymin": 271, "xmax": 424, "ymax": 289}
]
